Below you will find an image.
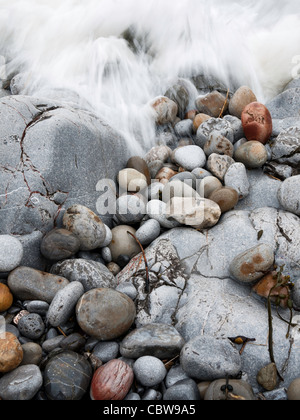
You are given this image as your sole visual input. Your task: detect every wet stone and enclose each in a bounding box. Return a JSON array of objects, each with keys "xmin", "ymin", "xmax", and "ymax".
[{"xmin": 44, "ymin": 351, "xmax": 93, "ymax": 400}]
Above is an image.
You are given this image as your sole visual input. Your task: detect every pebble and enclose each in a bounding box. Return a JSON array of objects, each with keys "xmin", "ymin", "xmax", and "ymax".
[
  {"xmin": 192, "ymin": 167, "xmax": 212, "ymax": 179},
  {"xmin": 101, "ymin": 246, "xmax": 112, "ymax": 263},
  {"xmin": 92, "ymin": 341, "xmax": 120, "ymax": 363},
  {"xmin": 0, "ymin": 364, "xmax": 43, "ymax": 400},
  {"xmin": 174, "ymin": 119, "xmax": 193, "ymax": 137},
  {"xmin": 193, "ymin": 113, "xmax": 211, "ymax": 133},
  {"xmin": 148, "ymin": 160, "xmax": 164, "ymax": 179},
  {"xmin": 44, "ymin": 351, "xmax": 93, "ymax": 400},
  {"xmin": 20, "ymin": 342, "xmax": 43, "ymax": 366},
  {"xmin": 195, "ymin": 91, "xmax": 228, "ymax": 118},
  {"xmin": 40, "ymin": 228, "xmax": 81, "ymax": 261},
  {"xmin": 90, "ymin": 359, "xmax": 134, "ymax": 401},
  {"xmin": 0, "ymin": 332, "xmax": 23, "ymax": 373},
  {"xmin": 162, "ymin": 180, "xmax": 200, "ymax": 203},
  {"xmin": 241, "ymin": 102, "xmax": 273, "ymax": 145},
  {"xmin": 234, "ymin": 141, "xmax": 268, "ymax": 169},
  {"xmin": 172, "ymin": 145, "xmax": 206, "ymax": 171},
  {"xmin": 229, "ymin": 243, "xmax": 275, "ymax": 284},
  {"xmin": 109, "ymin": 225, "xmax": 141, "ymax": 263},
  {"xmin": 277, "ymin": 175, "xmax": 300, "ymax": 216},
  {"xmin": 150, "ymin": 96, "xmax": 178, "ymax": 125},
  {"xmin": 198, "ymin": 176, "xmax": 223, "ymax": 198},
  {"xmin": 252, "ymin": 271, "xmax": 289, "ymax": 308},
  {"xmin": 224, "ymin": 162, "xmax": 250, "ymax": 199},
  {"xmin": 166, "ymin": 197, "xmax": 221, "ymax": 230},
  {"xmin": 163, "ymin": 378, "xmax": 200, "ymax": 401},
  {"xmin": 42, "ymin": 336, "xmax": 65, "ymax": 353},
  {"xmin": 180, "ymin": 336, "xmax": 241, "ymax": 381},
  {"xmin": 120, "ymin": 323, "xmax": 185, "ymax": 360},
  {"xmin": 223, "ymin": 115, "xmax": 244, "ymax": 142},
  {"xmin": 204, "ymin": 379, "xmax": 256, "ymax": 400},
  {"xmin": 133, "ymin": 356, "xmax": 167, "ymax": 387},
  {"xmin": 196, "ymin": 117, "xmax": 234, "ymax": 148},
  {"xmin": 116, "ymin": 195, "xmax": 146, "ymax": 224},
  {"xmin": 170, "ymin": 171, "xmax": 197, "ymax": 189},
  {"xmin": 208, "ymin": 186, "xmax": 239, "ymax": 213},
  {"xmin": 76, "ymin": 288, "xmax": 136, "ymax": 341},
  {"xmin": 135, "ymin": 219, "xmax": 161, "ymax": 246},
  {"xmin": 60, "ymin": 333, "xmax": 86, "ymax": 353},
  {"xmin": 148, "ymin": 182, "xmax": 164, "ymax": 200},
  {"xmin": 24, "ymin": 300, "xmax": 49, "ymax": 316},
  {"xmin": 147, "ymin": 199, "xmax": 181, "ymax": 229},
  {"xmin": 17, "ymin": 313, "xmax": 45, "ymax": 340},
  {"xmin": 50, "ymin": 258, "xmax": 116, "ymax": 291},
  {"xmin": 126, "ymin": 156, "xmax": 151, "ymax": 185},
  {"xmin": 63, "ymin": 204, "xmax": 107, "ymax": 251},
  {"xmin": 204, "ymin": 133, "xmax": 234, "ymax": 157},
  {"xmin": 206, "ymin": 153, "xmax": 235, "ymax": 180},
  {"xmin": 118, "ymin": 168, "xmax": 148, "ymax": 193},
  {"xmin": 155, "ymin": 167, "xmax": 178, "ymax": 184},
  {"xmin": 0, "ymin": 283, "xmax": 13, "ymax": 312},
  {"xmin": 144, "ymin": 145, "xmax": 172, "ymax": 165},
  {"xmin": 257, "ymin": 363, "xmax": 278, "ymax": 391},
  {"xmin": 165, "ymin": 82, "xmax": 189, "ymax": 119},
  {"xmin": 116, "ymin": 282, "xmax": 138, "ymax": 301},
  {"xmin": 8, "ymin": 267, "xmax": 69, "ymax": 303},
  {"xmin": 0, "ymin": 235, "xmax": 23, "ymax": 272},
  {"xmin": 165, "ymin": 364, "xmax": 190, "ymax": 388},
  {"xmin": 287, "ymin": 378, "xmax": 300, "ymax": 400},
  {"xmin": 229, "ymin": 86, "xmax": 257, "ymax": 118},
  {"xmin": 46, "ymin": 281, "xmax": 84, "ymax": 327}
]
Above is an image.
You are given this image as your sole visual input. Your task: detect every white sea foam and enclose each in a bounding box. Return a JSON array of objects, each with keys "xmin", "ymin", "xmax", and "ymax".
[{"xmin": 0, "ymin": 0, "xmax": 300, "ymax": 151}]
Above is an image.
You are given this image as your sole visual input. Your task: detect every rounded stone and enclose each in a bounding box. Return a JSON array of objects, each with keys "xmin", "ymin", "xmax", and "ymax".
[
  {"xmin": 0, "ymin": 332, "xmax": 23, "ymax": 373},
  {"xmin": 150, "ymin": 96, "xmax": 178, "ymax": 125},
  {"xmin": 126, "ymin": 156, "xmax": 151, "ymax": 185},
  {"xmin": 209, "ymin": 187, "xmax": 239, "ymax": 213},
  {"xmin": 144, "ymin": 145, "xmax": 172, "ymax": 165},
  {"xmin": 193, "ymin": 113, "xmax": 211, "ymax": 133},
  {"xmin": 204, "ymin": 133, "xmax": 234, "ymax": 157},
  {"xmin": 116, "ymin": 282, "xmax": 138, "ymax": 301},
  {"xmin": 180, "ymin": 336, "xmax": 241, "ymax": 381},
  {"xmin": 206, "ymin": 153, "xmax": 235, "ymax": 180},
  {"xmin": 257, "ymin": 363, "xmax": 278, "ymax": 391},
  {"xmin": 40, "ymin": 228, "xmax": 81, "ymax": 261},
  {"xmin": 118, "ymin": 168, "xmax": 148, "ymax": 193},
  {"xmin": 204, "ymin": 379, "xmax": 256, "ymax": 400},
  {"xmin": 25, "ymin": 300, "xmax": 49, "ymax": 316},
  {"xmin": 241, "ymin": 102, "xmax": 273, "ymax": 145},
  {"xmin": 17, "ymin": 313, "xmax": 45, "ymax": 340},
  {"xmin": 147, "ymin": 200, "xmax": 181, "ymax": 229},
  {"xmin": 46, "ymin": 281, "xmax": 85, "ymax": 327},
  {"xmin": 92, "ymin": 341, "xmax": 120, "ymax": 363},
  {"xmin": 287, "ymin": 378, "xmax": 300, "ymax": 400},
  {"xmin": 173, "ymin": 145, "xmax": 206, "ymax": 171},
  {"xmin": 0, "ymin": 283, "xmax": 13, "ymax": 312},
  {"xmin": 90, "ymin": 359, "xmax": 134, "ymax": 401},
  {"xmin": 8, "ymin": 267, "xmax": 69, "ymax": 303},
  {"xmin": 277, "ymin": 175, "xmax": 300, "ymax": 216},
  {"xmin": 229, "ymin": 86, "xmax": 257, "ymax": 118},
  {"xmin": 116, "ymin": 195, "xmax": 146, "ymax": 224},
  {"xmin": 162, "ymin": 180, "xmax": 200, "ymax": 203},
  {"xmin": 229, "ymin": 243, "xmax": 275, "ymax": 284},
  {"xmin": 198, "ymin": 176, "xmax": 223, "ymax": 198},
  {"xmin": 120, "ymin": 323, "xmax": 185, "ymax": 360},
  {"xmin": 0, "ymin": 364, "xmax": 43, "ymax": 400},
  {"xmin": 76, "ymin": 288, "xmax": 136, "ymax": 341},
  {"xmin": 20, "ymin": 342, "xmax": 43, "ymax": 366},
  {"xmin": 234, "ymin": 141, "xmax": 268, "ymax": 169},
  {"xmin": 109, "ymin": 225, "xmax": 141, "ymax": 263},
  {"xmin": 135, "ymin": 219, "xmax": 161, "ymax": 246},
  {"xmin": 155, "ymin": 167, "xmax": 178, "ymax": 184},
  {"xmin": 0, "ymin": 235, "xmax": 23, "ymax": 272},
  {"xmin": 62, "ymin": 204, "xmax": 107, "ymax": 251},
  {"xmin": 44, "ymin": 351, "xmax": 93, "ymax": 400},
  {"xmin": 163, "ymin": 378, "xmax": 200, "ymax": 401},
  {"xmin": 195, "ymin": 91, "xmax": 228, "ymax": 118},
  {"xmin": 133, "ymin": 356, "xmax": 167, "ymax": 387},
  {"xmin": 224, "ymin": 162, "xmax": 250, "ymax": 199}
]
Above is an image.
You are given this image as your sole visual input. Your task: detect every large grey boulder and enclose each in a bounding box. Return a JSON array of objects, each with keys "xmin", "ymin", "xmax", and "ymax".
[
  {"xmin": 266, "ymin": 88, "xmax": 300, "ymax": 119},
  {"xmin": 0, "ymin": 95, "xmax": 130, "ymax": 269}
]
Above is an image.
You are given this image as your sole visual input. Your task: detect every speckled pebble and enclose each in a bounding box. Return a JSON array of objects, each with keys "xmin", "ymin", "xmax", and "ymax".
[
  {"xmin": 133, "ymin": 356, "xmax": 167, "ymax": 387},
  {"xmin": 17, "ymin": 313, "xmax": 45, "ymax": 340},
  {"xmin": 0, "ymin": 235, "xmax": 23, "ymax": 273}
]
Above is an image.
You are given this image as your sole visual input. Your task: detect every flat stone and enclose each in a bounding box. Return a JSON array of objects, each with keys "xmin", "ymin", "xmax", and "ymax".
[
  {"xmin": 120, "ymin": 323, "xmax": 185, "ymax": 360},
  {"xmin": 46, "ymin": 281, "xmax": 85, "ymax": 327},
  {"xmin": 266, "ymin": 88, "xmax": 300, "ymax": 119},
  {"xmin": 277, "ymin": 175, "xmax": 300, "ymax": 216},
  {"xmin": 8, "ymin": 267, "xmax": 69, "ymax": 303},
  {"xmin": 0, "ymin": 235, "xmax": 23, "ymax": 272},
  {"xmin": 50, "ymin": 258, "xmax": 116, "ymax": 292},
  {"xmin": 0, "ymin": 332, "xmax": 23, "ymax": 373},
  {"xmin": 76, "ymin": 288, "xmax": 136, "ymax": 341},
  {"xmin": 229, "ymin": 243, "xmax": 275, "ymax": 284},
  {"xmin": 180, "ymin": 335, "xmax": 241, "ymax": 381},
  {"xmin": 135, "ymin": 219, "xmax": 161, "ymax": 246},
  {"xmin": 44, "ymin": 351, "xmax": 93, "ymax": 400},
  {"xmin": 0, "ymin": 364, "xmax": 43, "ymax": 400},
  {"xmin": 62, "ymin": 204, "xmax": 107, "ymax": 251},
  {"xmin": 224, "ymin": 163, "xmax": 250, "ymax": 200},
  {"xmin": 40, "ymin": 228, "xmax": 81, "ymax": 261}
]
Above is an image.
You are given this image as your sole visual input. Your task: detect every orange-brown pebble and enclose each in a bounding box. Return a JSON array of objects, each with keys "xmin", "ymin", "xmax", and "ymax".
[
  {"xmin": 241, "ymin": 102, "xmax": 273, "ymax": 145},
  {"xmin": 0, "ymin": 332, "xmax": 23, "ymax": 373},
  {"xmin": 193, "ymin": 113, "xmax": 211, "ymax": 133},
  {"xmin": 0, "ymin": 283, "xmax": 13, "ymax": 312},
  {"xmin": 252, "ymin": 271, "xmax": 289, "ymax": 308}
]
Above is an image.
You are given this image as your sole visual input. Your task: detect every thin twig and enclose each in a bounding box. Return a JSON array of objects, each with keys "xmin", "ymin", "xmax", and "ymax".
[
  {"xmin": 218, "ymin": 88, "xmax": 230, "ymax": 118},
  {"xmin": 127, "ymin": 231, "xmax": 150, "ymax": 293}
]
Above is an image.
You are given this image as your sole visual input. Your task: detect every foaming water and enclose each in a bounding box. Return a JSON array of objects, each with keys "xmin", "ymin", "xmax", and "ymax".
[{"xmin": 0, "ymin": 0, "xmax": 300, "ymax": 152}]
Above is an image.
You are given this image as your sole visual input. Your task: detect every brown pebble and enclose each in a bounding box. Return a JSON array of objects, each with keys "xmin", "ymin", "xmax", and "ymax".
[
  {"xmin": 0, "ymin": 332, "xmax": 23, "ymax": 373},
  {"xmin": 241, "ymin": 102, "xmax": 273, "ymax": 145},
  {"xmin": 0, "ymin": 283, "xmax": 13, "ymax": 312}
]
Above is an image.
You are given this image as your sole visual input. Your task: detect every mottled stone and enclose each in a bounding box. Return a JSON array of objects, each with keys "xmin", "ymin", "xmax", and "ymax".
[
  {"xmin": 195, "ymin": 91, "xmax": 228, "ymax": 118},
  {"xmin": 196, "ymin": 117, "xmax": 234, "ymax": 148},
  {"xmin": 8, "ymin": 267, "xmax": 69, "ymax": 303},
  {"xmin": 277, "ymin": 175, "xmax": 300, "ymax": 216},
  {"xmin": 44, "ymin": 351, "xmax": 93, "ymax": 400},
  {"xmin": 193, "ymin": 113, "xmax": 211, "ymax": 133},
  {"xmin": 18, "ymin": 313, "xmax": 45, "ymax": 340},
  {"xmin": 206, "ymin": 153, "xmax": 235, "ymax": 180},
  {"xmin": 133, "ymin": 356, "xmax": 167, "ymax": 387},
  {"xmin": 204, "ymin": 133, "xmax": 234, "ymax": 157},
  {"xmin": 257, "ymin": 363, "xmax": 278, "ymax": 391},
  {"xmin": 147, "ymin": 200, "xmax": 181, "ymax": 229},
  {"xmin": 62, "ymin": 204, "xmax": 107, "ymax": 251},
  {"xmin": 0, "ymin": 235, "xmax": 23, "ymax": 272},
  {"xmin": 229, "ymin": 86, "xmax": 257, "ymax": 118},
  {"xmin": 209, "ymin": 187, "xmax": 239, "ymax": 213},
  {"xmin": 0, "ymin": 332, "xmax": 23, "ymax": 373},
  {"xmin": 163, "ymin": 378, "xmax": 200, "ymax": 401},
  {"xmin": 126, "ymin": 156, "xmax": 151, "ymax": 185},
  {"xmin": 241, "ymin": 102, "xmax": 273, "ymax": 144},
  {"xmin": 144, "ymin": 146, "xmax": 172, "ymax": 165},
  {"xmin": 0, "ymin": 364, "xmax": 43, "ymax": 400},
  {"xmin": 234, "ymin": 141, "xmax": 268, "ymax": 169},
  {"xmin": 120, "ymin": 323, "xmax": 185, "ymax": 359},
  {"xmin": 204, "ymin": 379, "xmax": 256, "ymax": 400},
  {"xmin": 150, "ymin": 96, "xmax": 178, "ymax": 125},
  {"xmin": 252, "ymin": 271, "xmax": 289, "ymax": 308},
  {"xmin": 40, "ymin": 228, "xmax": 81, "ymax": 261},
  {"xmin": 76, "ymin": 288, "xmax": 136, "ymax": 341}
]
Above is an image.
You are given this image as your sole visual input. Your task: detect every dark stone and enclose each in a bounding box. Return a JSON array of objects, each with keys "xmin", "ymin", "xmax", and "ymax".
[
  {"xmin": 18, "ymin": 313, "xmax": 45, "ymax": 340},
  {"xmin": 44, "ymin": 351, "xmax": 93, "ymax": 400},
  {"xmin": 41, "ymin": 228, "xmax": 81, "ymax": 261}
]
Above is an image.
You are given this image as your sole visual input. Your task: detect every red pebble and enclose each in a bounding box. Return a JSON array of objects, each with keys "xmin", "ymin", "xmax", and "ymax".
[
  {"xmin": 241, "ymin": 102, "xmax": 273, "ymax": 145},
  {"xmin": 90, "ymin": 359, "xmax": 134, "ymax": 401}
]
